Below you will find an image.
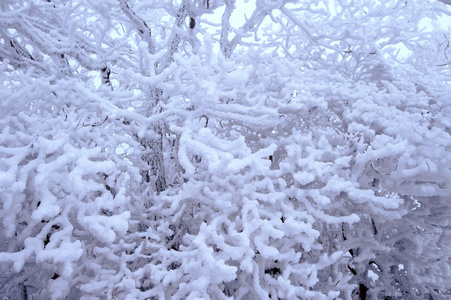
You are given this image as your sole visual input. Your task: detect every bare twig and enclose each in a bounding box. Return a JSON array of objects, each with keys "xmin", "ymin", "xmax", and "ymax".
[{"xmin": 82, "ymin": 116, "xmax": 109, "ymax": 127}]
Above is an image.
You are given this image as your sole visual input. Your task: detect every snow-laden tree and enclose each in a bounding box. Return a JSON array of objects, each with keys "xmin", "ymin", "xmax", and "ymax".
[{"xmin": 1, "ymin": 0, "xmax": 450, "ymax": 299}]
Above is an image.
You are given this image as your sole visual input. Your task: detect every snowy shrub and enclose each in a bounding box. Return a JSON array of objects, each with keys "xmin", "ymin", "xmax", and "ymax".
[{"xmin": 1, "ymin": 0, "xmax": 450, "ymax": 299}]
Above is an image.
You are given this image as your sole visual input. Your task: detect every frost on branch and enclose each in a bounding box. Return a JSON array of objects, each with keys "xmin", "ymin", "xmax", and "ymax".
[
  {"xmin": 1, "ymin": 0, "xmax": 451, "ymax": 299},
  {"xmin": 0, "ymin": 67, "xmax": 142, "ymax": 298}
]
